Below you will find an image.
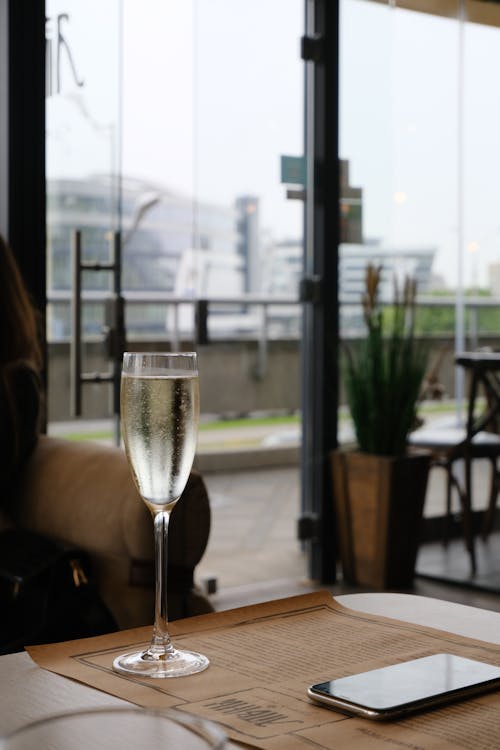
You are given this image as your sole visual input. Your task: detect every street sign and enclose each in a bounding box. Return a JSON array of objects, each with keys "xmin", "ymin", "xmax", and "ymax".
[{"xmin": 280, "ymin": 155, "xmax": 306, "ymax": 186}]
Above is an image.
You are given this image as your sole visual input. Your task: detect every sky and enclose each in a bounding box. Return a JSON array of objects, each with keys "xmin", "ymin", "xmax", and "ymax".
[
  {"xmin": 121, "ymin": 0, "xmax": 304, "ymax": 240},
  {"xmin": 46, "ymin": 0, "xmax": 500, "ymax": 289},
  {"xmin": 340, "ymin": 2, "xmax": 500, "ymax": 289}
]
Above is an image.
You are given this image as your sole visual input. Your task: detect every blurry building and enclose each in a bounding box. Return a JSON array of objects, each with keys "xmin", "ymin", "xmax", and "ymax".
[
  {"xmin": 236, "ymin": 195, "xmax": 260, "ymax": 293},
  {"xmin": 47, "ymin": 176, "xmax": 245, "ymax": 338},
  {"xmin": 339, "ymin": 243, "xmax": 435, "ymax": 304},
  {"xmin": 339, "ymin": 159, "xmax": 363, "ymax": 244},
  {"xmin": 489, "ymin": 262, "xmax": 500, "ymax": 297}
]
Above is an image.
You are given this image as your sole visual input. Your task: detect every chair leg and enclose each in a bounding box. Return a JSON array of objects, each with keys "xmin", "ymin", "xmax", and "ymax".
[
  {"xmin": 482, "ymin": 457, "xmax": 500, "ymax": 540},
  {"xmin": 448, "ymin": 464, "xmax": 476, "ymax": 575},
  {"xmin": 443, "ymin": 463, "xmax": 453, "ymax": 547}
]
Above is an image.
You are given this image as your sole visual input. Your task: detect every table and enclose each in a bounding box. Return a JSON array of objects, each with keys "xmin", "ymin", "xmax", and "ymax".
[
  {"xmin": 2, "ymin": 593, "xmax": 500, "ymax": 747},
  {"xmin": 455, "ymin": 351, "xmax": 500, "ymax": 444}
]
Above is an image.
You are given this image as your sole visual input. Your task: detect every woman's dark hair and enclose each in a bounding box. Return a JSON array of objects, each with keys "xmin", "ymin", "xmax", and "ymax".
[
  {"xmin": 0, "ymin": 235, "xmax": 42, "ymax": 465},
  {"xmin": 0, "ymin": 234, "xmax": 42, "ymax": 369}
]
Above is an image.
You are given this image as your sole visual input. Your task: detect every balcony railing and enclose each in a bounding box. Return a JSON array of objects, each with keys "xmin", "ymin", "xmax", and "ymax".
[{"xmin": 47, "ymin": 289, "xmax": 500, "ymax": 346}]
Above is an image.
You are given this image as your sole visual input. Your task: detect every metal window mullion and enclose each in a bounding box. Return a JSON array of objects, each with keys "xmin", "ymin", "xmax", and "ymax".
[{"xmin": 301, "ymin": 0, "xmax": 340, "ymax": 583}]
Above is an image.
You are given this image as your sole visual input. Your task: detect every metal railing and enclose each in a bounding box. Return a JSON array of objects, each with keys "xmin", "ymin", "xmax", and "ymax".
[
  {"xmin": 48, "ymin": 288, "xmax": 300, "ymax": 368},
  {"xmin": 48, "ymin": 288, "xmax": 500, "ymax": 344}
]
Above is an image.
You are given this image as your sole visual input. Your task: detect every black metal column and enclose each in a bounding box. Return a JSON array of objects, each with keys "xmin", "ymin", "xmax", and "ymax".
[
  {"xmin": 7, "ymin": 0, "xmax": 46, "ymax": 315},
  {"xmin": 300, "ymin": 0, "xmax": 340, "ymax": 583},
  {"xmin": 2, "ymin": 0, "xmax": 47, "ymax": 428}
]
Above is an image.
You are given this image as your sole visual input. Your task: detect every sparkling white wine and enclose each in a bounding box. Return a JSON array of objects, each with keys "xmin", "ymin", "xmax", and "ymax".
[{"xmin": 121, "ymin": 373, "xmax": 199, "ymax": 510}]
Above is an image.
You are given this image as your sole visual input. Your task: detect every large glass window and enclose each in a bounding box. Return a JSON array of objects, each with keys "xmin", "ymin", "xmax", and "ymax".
[
  {"xmin": 339, "ymin": 0, "xmax": 500, "ymax": 370},
  {"xmin": 339, "ymin": 1, "xmax": 459, "ymax": 323},
  {"xmin": 339, "ymin": 0, "xmax": 500, "ymax": 528},
  {"xmin": 46, "ymin": 1, "xmax": 306, "ymax": 593},
  {"xmin": 46, "ymin": 0, "xmax": 122, "ymax": 419}
]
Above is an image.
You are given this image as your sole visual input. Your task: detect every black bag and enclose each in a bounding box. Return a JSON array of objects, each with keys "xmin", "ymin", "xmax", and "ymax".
[{"xmin": 0, "ymin": 528, "xmax": 118, "ymax": 655}]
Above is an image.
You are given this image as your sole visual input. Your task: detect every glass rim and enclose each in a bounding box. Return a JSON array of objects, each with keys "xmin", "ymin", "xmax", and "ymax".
[
  {"xmin": 1, "ymin": 706, "xmax": 226, "ymax": 748},
  {"xmin": 123, "ymin": 351, "xmax": 197, "ymax": 357},
  {"xmin": 122, "ymin": 352, "xmax": 198, "ymax": 370}
]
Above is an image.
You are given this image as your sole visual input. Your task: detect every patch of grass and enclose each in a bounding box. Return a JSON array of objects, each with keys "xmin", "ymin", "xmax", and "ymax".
[
  {"xmin": 198, "ymin": 414, "xmax": 300, "ymax": 431},
  {"xmin": 52, "ymin": 414, "xmax": 300, "ymax": 442},
  {"xmin": 63, "ymin": 431, "xmax": 114, "ymax": 442},
  {"xmin": 52, "ymin": 403, "xmax": 462, "ymax": 443},
  {"xmin": 419, "ymin": 399, "xmax": 481, "ymax": 416}
]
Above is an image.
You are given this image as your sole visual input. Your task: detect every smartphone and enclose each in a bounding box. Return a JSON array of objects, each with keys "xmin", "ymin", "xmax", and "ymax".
[{"xmin": 307, "ymin": 653, "xmax": 500, "ymax": 720}]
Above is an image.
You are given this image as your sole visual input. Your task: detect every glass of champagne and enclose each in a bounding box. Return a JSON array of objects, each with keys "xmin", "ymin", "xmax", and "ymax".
[{"xmin": 113, "ymin": 352, "xmax": 209, "ymax": 678}]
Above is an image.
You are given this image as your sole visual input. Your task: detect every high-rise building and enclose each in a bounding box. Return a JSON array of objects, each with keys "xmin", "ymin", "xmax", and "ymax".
[{"xmin": 235, "ymin": 195, "xmax": 260, "ymax": 293}]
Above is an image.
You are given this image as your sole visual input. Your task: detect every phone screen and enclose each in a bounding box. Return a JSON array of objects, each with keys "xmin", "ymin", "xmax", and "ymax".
[{"xmin": 308, "ymin": 653, "xmax": 500, "ymax": 719}]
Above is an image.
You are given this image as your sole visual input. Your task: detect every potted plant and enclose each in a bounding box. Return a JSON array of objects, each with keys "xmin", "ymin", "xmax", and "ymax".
[{"xmin": 331, "ymin": 264, "xmax": 431, "ymax": 589}]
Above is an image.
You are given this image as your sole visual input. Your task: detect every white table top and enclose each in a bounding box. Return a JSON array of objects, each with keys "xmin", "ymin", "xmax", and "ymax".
[
  {"xmin": 337, "ymin": 592, "xmax": 500, "ymax": 646},
  {"xmin": 2, "ymin": 593, "xmax": 500, "ymax": 744}
]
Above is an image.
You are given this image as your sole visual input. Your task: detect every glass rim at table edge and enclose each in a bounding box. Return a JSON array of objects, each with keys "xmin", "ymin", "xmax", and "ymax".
[{"xmin": 0, "ymin": 706, "xmax": 226, "ymax": 748}]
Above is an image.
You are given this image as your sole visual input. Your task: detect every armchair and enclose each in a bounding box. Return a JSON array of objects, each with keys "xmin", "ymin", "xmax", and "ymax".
[{"xmin": 13, "ymin": 436, "xmax": 213, "ymax": 629}]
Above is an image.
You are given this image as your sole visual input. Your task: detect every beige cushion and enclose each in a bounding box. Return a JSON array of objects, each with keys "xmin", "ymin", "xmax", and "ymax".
[{"xmin": 15, "ymin": 436, "xmax": 212, "ymax": 628}]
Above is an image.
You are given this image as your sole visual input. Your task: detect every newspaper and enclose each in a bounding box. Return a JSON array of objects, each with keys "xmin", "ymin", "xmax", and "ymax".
[{"xmin": 28, "ymin": 591, "xmax": 500, "ymax": 749}]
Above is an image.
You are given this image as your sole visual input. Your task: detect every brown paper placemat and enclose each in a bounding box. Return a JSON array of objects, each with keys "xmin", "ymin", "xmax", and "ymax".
[{"xmin": 28, "ymin": 591, "xmax": 500, "ymax": 749}]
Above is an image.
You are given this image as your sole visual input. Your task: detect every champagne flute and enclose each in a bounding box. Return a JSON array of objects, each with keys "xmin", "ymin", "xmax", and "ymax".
[{"xmin": 113, "ymin": 352, "xmax": 209, "ymax": 678}]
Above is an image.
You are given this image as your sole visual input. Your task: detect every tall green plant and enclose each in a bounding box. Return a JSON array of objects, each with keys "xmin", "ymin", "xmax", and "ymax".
[{"xmin": 344, "ymin": 265, "xmax": 428, "ymax": 457}]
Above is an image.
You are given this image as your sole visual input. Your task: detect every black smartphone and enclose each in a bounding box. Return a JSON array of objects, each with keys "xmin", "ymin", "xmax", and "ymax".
[{"xmin": 307, "ymin": 653, "xmax": 500, "ymax": 720}]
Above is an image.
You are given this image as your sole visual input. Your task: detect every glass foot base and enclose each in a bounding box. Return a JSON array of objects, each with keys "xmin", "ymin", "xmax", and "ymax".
[{"xmin": 112, "ymin": 647, "xmax": 209, "ymax": 678}]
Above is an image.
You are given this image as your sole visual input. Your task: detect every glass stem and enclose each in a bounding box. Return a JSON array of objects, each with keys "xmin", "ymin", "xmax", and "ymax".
[{"xmin": 150, "ymin": 509, "xmax": 173, "ymax": 657}]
